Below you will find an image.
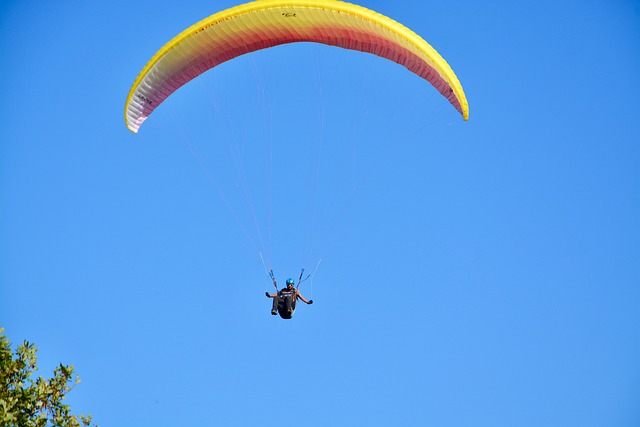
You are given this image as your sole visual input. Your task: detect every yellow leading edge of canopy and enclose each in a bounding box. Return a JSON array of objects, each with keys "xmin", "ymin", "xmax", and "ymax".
[{"xmin": 125, "ymin": 0, "xmax": 469, "ymax": 132}]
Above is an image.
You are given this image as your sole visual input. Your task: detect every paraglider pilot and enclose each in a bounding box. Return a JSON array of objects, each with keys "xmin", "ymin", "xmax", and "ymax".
[{"xmin": 266, "ymin": 278, "xmax": 313, "ymax": 319}]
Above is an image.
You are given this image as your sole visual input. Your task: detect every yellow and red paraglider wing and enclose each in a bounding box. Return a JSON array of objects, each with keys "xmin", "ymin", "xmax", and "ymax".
[{"xmin": 125, "ymin": 0, "xmax": 469, "ymax": 133}]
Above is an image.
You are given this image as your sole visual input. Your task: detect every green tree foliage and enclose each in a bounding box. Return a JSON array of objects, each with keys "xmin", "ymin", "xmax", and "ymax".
[{"xmin": 0, "ymin": 328, "xmax": 98, "ymax": 427}]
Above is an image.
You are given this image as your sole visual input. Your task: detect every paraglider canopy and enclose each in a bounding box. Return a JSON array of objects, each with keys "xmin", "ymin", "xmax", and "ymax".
[{"xmin": 125, "ymin": 0, "xmax": 469, "ymax": 133}]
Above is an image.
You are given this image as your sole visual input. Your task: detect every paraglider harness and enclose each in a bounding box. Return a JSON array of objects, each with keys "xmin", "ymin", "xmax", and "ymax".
[{"xmin": 269, "ymin": 269, "xmax": 310, "ymax": 319}]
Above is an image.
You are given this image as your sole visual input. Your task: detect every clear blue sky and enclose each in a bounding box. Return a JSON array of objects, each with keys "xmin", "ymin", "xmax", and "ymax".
[{"xmin": 2, "ymin": 1, "xmax": 639, "ymax": 426}]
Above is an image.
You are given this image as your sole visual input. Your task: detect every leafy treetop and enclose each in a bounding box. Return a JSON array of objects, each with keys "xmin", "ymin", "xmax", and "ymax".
[{"xmin": 0, "ymin": 327, "xmax": 98, "ymax": 427}]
